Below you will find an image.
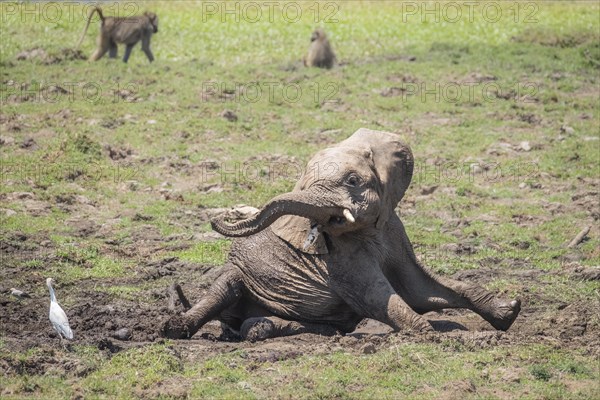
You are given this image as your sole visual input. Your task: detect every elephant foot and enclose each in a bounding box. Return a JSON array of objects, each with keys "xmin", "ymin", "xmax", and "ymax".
[
  {"xmin": 484, "ymin": 299, "xmax": 521, "ymax": 331},
  {"xmin": 412, "ymin": 318, "xmax": 434, "ymax": 333},
  {"xmin": 161, "ymin": 314, "xmax": 193, "ymax": 339},
  {"xmin": 240, "ymin": 317, "xmax": 277, "ymax": 342},
  {"xmin": 240, "ymin": 316, "xmax": 341, "ymax": 342}
]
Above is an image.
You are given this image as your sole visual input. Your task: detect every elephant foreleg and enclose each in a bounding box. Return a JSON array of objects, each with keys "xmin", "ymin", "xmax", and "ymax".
[
  {"xmin": 161, "ymin": 265, "xmax": 243, "ymax": 339},
  {"xmin": 384, "ymin": 217, "xmax": 520, "ymax": 331},
  {"xmin": 240, "ymin": 316, "xmax": 341, "ymax": 341}
]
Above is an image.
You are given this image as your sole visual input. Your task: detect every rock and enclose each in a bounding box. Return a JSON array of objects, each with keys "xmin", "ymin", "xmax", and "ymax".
[
  {"xmin": 420, "ymin": 185, "xmax": 438, "ymax": 195},
  {"xmin": 102, "ymin": 305, "xmax": 115, "ymax": 314},
  {"xmin": 20, "ymin": 137, "xmax": 37, "ymax": 149},
  {"xmin": 500, "ymin": 368, "xmax": 521, "ymax": 383},
  {"xmin": 16, "ymin": 47, "xmax": 48, "ymax": 61},
  {"xmin": 339, "ymin": 336, "xmax": 358, "ymax": 346},
  {"xmin": 575, "ymin": 267, "xmax": 600, "ymax": 281},
  {"xmin": 221, "ymin": 110, "xmax": 238, "ymax": 122},
  {"xmin": 224, "ymin": 205, "xmax": 259, "ymax": 221},
  {"xmin": 192, "ymin": 231, "xmax": 224, "ymax": 242},
  {"xmin": 237, "ymin": 381, "xmax": 251, "ymax": 390},
  {"xmin": 128, "ymin": 181, "xmax": 139, "ymax": 191},
  {"xmin": 519, "ymin": 141, "xmax": 531, "ymax": 151},
  {"xmin": 9, "ymin": 192, "xmax": 34, "ymax": 200},
  {"xmin": 443, "ymin": 379, "xmax": 476, "ymax": 393},
  {"xmin": 75, "ymin": 195, "xmax": 93, "ymax": 205},
  {"xmin": 0, "ymin": 136, "xmax": 15, "ymax": 146},
  {"xmin": 560, "ymin": 125, "xmax": 575, "ymax": 135},
  {"xmin": 1, "ymin": 209, "xmax": 16, "ymax": 217},
  {"xmin": 113, "ymin": 328, "xmax": 132, "ymax": 341},
  {"xmin": 470, "ymin": 163, "xmax": 484, "ymax": 175},
  {"xmin": 359, "ymin": 342, "xmax": 376, "ymax": 354}
]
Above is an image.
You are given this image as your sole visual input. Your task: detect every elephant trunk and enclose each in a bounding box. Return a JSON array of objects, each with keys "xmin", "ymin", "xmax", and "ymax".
[{"xmin": 211, "ymin": 189, "xmax": 344, "ymax": 237}]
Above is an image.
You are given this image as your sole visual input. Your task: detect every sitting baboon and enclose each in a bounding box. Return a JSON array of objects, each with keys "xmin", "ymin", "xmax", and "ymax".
[
  {"xmin": 76, "ymin": 7, "xmax": 158, "ymax": 63},
  {"xmin": 304, "ymin": 28, "xmax": 336, "ymax": 69}
]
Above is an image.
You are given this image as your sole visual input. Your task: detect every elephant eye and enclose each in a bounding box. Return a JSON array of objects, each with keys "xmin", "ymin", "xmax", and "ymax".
[{"xmin": 345, "ymin": 174, "xmax": 362, "ymax": 187}]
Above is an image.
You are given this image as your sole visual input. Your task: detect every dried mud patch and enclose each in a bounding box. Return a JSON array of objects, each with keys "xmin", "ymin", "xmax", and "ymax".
[
  {"xmin": 512, "ymin": 28, "xmax": 599, "ymax": 48},
  {"xmin": 15, "ymin": 47, "xmax": 86, "ymax": 64}
]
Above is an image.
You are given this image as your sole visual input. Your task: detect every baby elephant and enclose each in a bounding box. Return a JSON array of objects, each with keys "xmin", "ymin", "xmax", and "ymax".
[{"xmin": 163, "ymin": 128, "xmax": 521, "ymax": 341}]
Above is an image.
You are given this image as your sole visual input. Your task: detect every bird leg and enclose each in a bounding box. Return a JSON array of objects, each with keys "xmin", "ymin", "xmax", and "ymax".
[{"xmin": 59, "ymin": 334, "xmax": 66, "ymax": 350}]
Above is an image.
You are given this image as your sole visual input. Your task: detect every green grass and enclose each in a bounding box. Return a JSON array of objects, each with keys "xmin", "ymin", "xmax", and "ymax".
[
  {"xmin": 169, "ymin": 240, "xmax": 231, "ymax": 266},
  {"xmin": 82, "ymin": 344, "xmax": 183, "ymax": 397},
  {"xmin": 2, "ymin": 342, "xmax": 596, "ymax": 399}
]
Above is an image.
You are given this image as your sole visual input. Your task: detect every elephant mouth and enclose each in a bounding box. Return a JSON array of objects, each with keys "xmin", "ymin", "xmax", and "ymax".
[
  {"xmin": 328, "ymin": 209, "xmax": 355, "ymax": 226},
  {"xmin": 329, "ymin": 215, "xmax": 346, "ymax": 225}
]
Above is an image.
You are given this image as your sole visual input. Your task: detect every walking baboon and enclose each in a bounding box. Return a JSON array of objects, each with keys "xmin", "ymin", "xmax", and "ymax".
[
  {"xmin": 76, "ymin": 7, "xmax": 158, "ymax": 63},
  {"xmin": 304, "ymin": 28, "xmax": 336, "ymax": 69}
]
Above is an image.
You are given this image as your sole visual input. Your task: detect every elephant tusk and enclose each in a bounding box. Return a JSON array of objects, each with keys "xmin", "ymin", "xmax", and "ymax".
[{"xmin": 343, "ymin": 209, "xmax": 355, "ymax": 223}]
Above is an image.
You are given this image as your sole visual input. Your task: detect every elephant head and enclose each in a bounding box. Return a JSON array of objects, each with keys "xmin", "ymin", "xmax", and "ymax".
[{"xmin": 211, "ymin": 128, "xmax": 414, "ymax": 253}]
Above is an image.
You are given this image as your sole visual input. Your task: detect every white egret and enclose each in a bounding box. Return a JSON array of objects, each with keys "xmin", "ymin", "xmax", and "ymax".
[{"xmin": 46, "ymin": 278, "xmax": 73, "ymax": 341}]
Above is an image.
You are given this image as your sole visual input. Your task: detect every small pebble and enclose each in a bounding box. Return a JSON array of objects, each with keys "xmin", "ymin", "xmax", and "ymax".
[
  {"xmin": 360, "ymin": 342, "xmax": 376, "ymax": 354},
  {"xmin": 113, "ymin": 328, "xmax": 132, "ymax": 341}
]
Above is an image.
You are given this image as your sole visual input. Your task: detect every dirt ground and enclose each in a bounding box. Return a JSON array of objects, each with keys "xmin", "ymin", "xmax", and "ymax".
[
  {"xmin": 1, "ymin": 143, "xmax": 599, "ymax": 383},
  {"xmin": 1, "ymin": 216, "xmax": 599, "ymax": 381}
]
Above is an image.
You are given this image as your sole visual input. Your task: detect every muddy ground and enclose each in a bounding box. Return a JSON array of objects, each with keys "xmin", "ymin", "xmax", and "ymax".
[
  {"xmin": 1, "ymin": 135, "xmax": 599, "ymax": 385},
  {"xmin": 1, "ymin": 204, "xmax": 599, "ymax": 382}
]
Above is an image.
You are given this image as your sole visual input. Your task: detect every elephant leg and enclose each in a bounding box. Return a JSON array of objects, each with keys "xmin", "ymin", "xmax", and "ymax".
[
  {"xmin": 161, "ymin": 265, "xmax": 243, "ymax": 339},
  {"xmin": 330, "ymin": 260, "xmax": 433, "ymax": 332},
  {"xmin": 240, "ymin": 316, "xmax": 341, "ymax": 342},
  {"xmin": 384, "ymin": 217, "xmax": 520, "ymax": 331}
]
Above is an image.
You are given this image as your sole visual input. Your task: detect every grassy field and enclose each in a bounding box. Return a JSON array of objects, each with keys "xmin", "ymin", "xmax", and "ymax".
[{"xmin": 1, "ymin": 1, "xmax": 599, "ymax": 399}]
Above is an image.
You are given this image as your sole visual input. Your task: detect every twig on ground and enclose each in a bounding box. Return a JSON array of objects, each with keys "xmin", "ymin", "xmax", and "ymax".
[{"xmin": 567, "ymin": 226, "xmax": 591, "ymax": 248}]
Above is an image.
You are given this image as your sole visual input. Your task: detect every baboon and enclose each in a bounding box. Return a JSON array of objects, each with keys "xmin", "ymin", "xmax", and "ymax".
[
  {"xmin": 76, "ymin": 7, "xmax": 158, "ymax": 63},
  {"xmin": 304, "ymin": 28, "xmax": 336, "ymax": 69}
]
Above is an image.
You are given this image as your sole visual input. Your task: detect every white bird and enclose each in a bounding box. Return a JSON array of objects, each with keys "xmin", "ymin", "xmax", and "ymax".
[
  {"xmin": 46, "ymin": 278, "xmax": 73, "ymax": 341},
  {"xmin": 10, "ymin": 287, "xmax": 31, "ymax": 299}
]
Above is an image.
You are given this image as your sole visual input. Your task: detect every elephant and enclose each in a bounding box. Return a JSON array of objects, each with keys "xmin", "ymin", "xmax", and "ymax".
[{"xmin": 162, "ymin": 128, "xmax": 521, "ymax": 341}]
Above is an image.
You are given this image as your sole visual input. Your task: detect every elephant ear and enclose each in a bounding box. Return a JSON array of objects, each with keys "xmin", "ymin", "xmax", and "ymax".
[
  {"xmin": 271, "ymin": 215, "xmax": 328, "ymax": 254},
  {"xmin": 345, "ymin": 128, "xmax": 414, "ymax": 229},
  {"xmin": 271, "ymin": 161, "xmax": 329, "ymax": 254}
]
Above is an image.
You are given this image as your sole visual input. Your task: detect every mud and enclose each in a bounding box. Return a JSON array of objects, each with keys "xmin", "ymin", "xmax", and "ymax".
[
  {"xmin": 15, "ymin": 47, "xmax": 86, "ymax": 64},
  {"xmin": 1, "ymin": 114, "xmax": 599, "ymax": 390},
  {"xmin": 2, "ymin": 232, "xmax": 599, "ymax": 376},
  {"xmin": 1, "ymin": 167, "xmax": 599, "ymax": 383}
]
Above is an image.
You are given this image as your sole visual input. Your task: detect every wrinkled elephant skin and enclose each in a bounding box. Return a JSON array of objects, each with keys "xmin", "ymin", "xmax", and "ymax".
[{"xmin": 162, "ymin": 128, "xmax": 521, "ymax": 341}]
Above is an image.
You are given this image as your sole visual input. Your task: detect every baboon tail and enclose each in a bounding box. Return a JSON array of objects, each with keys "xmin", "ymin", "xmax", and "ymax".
[{"xmin": 76, "ymin": 7, "xmax": 103, "ymax": 50}]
